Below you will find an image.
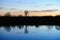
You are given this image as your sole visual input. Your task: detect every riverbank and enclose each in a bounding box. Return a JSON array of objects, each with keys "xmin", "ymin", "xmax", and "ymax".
[{"xmin": 0, "ymin": 16, "xmax": 60, "ymax": 25}]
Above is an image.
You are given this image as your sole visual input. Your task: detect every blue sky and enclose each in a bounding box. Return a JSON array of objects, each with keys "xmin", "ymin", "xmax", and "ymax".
[{"xmin": 0, "ymin": 0, "xmax": 60, "ymax": 11}]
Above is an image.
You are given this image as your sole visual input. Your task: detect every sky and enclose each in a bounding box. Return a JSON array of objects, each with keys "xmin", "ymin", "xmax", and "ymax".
[{"xmin": 0, "ymin": 0, "xmax": 60, "ymax": 11}]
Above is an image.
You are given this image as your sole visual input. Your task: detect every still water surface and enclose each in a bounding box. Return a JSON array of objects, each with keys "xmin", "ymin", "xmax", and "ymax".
[{"xmin": 0, "ymin": 25, "xmax": 60, "ymax": 40}]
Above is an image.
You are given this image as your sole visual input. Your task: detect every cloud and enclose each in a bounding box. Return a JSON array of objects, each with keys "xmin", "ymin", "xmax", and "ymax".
[
  {"xmin": 16, "ymin": 2, "xmax": 22, "ymax": 3},
  {"xmin": 45, "ymin": 4, "xmax": 54, "ymax": 6},
  {"xmin": 31, "ymin": 9, "xmax": 58, "ymax": 12},
  {"xmin": 0, "ymin": 7, "xmax": 3, "ymax": 9},
  {"xmin": 16, "ymin": 1, "xmax": 24, "ymax": 3},
  {"xmin": 40, "ymin": 9, "xmax": 58, "ymax": 12},
  {"xmin": 10, "ymin": 8, "xmax": 16, "ymax": 10}
]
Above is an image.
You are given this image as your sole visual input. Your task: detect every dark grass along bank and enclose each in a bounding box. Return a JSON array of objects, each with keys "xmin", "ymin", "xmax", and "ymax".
[{"xmin": 0, "ymin": 16, "xmax": 60, "ymax": 25}]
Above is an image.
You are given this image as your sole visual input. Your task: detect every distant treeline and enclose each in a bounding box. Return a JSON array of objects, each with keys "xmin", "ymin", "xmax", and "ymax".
[{"xmin": 0, "ymin": 10, "xmax": 29, "ymax": 16}]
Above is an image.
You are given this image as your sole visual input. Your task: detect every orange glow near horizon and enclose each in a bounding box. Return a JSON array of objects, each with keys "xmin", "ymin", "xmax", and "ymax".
[{"xmin": 0, "ymin": 10, "xmax": 60, "ymax": 16}]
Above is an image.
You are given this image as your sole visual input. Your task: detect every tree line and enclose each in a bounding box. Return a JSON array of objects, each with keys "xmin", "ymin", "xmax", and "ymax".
[{"xmin": 4, "ymin": 10, "xmax": 29, "ymax": 17}]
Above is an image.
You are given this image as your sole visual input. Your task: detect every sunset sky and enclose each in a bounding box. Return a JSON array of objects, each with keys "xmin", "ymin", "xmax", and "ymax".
[
  {"xmin": 0, "ymin": 0, "xmax": 60, "ymax": 11},
  {"xmin": 0, "ymin": 0, "xmax": 60, "ymax": 16}
]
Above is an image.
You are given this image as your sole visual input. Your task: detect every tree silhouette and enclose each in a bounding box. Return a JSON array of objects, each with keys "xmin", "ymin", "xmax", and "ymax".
[
  {"xmin": 5, "ymin": 12, "xmax": 11, "ymax": 16},
  {"xmin": 24, "ymin": 10, "xmax": 28, "ymax": 16},
  {"xmin": 18, "ymin": 15, "xmax": 22, "ymax": 17}
]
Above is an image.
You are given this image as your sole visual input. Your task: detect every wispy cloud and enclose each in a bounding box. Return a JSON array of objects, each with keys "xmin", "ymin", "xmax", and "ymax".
[
  {"xmin": 45, "ymin": 4, "xmax": 54, "ymax": 6},
  {"xmin": 40, "ymin": 9, "xmax": 58, "ymax": 12},
  {"xmin": 10, "ymin": 8, "xmax": 16, "ymax": 10},
  {"xmin": 16, "ymin": 1, "xmax": 23, "ymax": 3},
  {"xmin": 0, "ymin": 7, "xmax": 3, "ymax": 9}
]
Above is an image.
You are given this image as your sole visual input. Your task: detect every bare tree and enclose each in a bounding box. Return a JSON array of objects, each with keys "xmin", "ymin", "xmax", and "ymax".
[
  {"xmin": 24, "ymin": 10, "xmax": 28, "ymax": 16},
  {"xmin": 5, "ymin": 12, "xmax": 11, "ymax": 16}
]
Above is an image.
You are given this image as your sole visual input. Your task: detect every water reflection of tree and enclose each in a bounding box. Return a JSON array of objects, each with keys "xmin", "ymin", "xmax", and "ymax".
[
  {"xmin": 24, "ymin": 25, "xmax": 28, "ymax": 34},
  {"xmin": 1, "ymin": 25, "xmax": 60, "ymax": 33},
  {"xmin": 55, "ymin": 25, "xmax": 60, "ymax": 30},
  {"xmin": 47, "ymin": 25, "xmax": 53, "ymax": 30},
  {"xmin": 18, "ymin": 25, "xmax": 24, "ymax": 29},
  {"xmin": 35, "ymin": 25, "xmax": 40, "ymax": 28},
  {"xmin": 4, "ymin": 25, "xmax": 11, "ymax": 32}
]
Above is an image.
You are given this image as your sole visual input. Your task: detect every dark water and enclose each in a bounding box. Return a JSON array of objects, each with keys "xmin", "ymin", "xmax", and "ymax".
[{"xmin": 0, "ymin": 25, "xmax": 60, "ymax": 40}]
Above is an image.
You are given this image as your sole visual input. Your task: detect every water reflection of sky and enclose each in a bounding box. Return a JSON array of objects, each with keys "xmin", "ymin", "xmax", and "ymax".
[{"xmin": 0, "ymin": 25, "xmax": 60, "ymax": 40}]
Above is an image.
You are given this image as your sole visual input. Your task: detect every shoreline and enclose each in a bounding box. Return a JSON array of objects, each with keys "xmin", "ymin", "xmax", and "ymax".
[{"xmin": 0, "ymin": 16, "xmax": 60, "ymax": 25}]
